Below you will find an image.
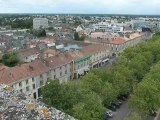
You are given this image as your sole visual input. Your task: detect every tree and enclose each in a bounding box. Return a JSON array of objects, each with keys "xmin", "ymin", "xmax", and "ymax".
[
  {"xmin": 39, "ymin": 29, "xmax": 46, "ymax": 37},
  {"xmin": 79, "ymin": 35, "xmax": 85, "ymax": 41},
  {"xmin": 125, "ymin": 112, "xmax": 142, "ymax": 120},
  {"xmin": 41, "ymin": 35, "xmax": 160, "ymax": 120},
  {"xmin": 42, "ymin": 79, "xmax": 105, "ymax": 120},
  {"xmin": 101, "ymin": 82, "xmax": 118, "ymax": 107},
  {"xmin": 74, "ymin": 32, "xmax": 80, "ymax": 40},
  {"xmin": 2, "ymin": 52, "xmax": 19, "ymax": 67},
  {"xmin": 41, "ymin": 80, "xmax": 64, "ymax": 110},
  {"xmin": 31, "ymin": 29, "xmax": 46, "ymax": 38},
  {"xmin": 72, "ymin": 92, "xmax": 105, "ymax": 120},
  {"xmin": 74, "ymin": 32, "xmax": 85, "ymax": 41},
  {"xmin": 129, "ymin": 64, "xmax": 160, "ymax": 116}
]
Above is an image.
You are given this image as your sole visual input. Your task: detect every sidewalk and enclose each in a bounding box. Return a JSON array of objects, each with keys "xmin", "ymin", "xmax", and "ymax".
[{"xmin": 154, "ymin": 110, "xmax": 160, "ymax": 120}]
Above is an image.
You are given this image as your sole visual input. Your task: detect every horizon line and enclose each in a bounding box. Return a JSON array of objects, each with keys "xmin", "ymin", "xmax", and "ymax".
[{"xmin": 0, "ymin": 13, "xmax": 160, "ymax": 16}]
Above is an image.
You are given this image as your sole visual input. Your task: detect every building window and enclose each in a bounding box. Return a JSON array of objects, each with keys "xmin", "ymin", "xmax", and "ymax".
[
  {"xmin": 19, "ymin": 82, "xmax": 22, "ymax": 87},
  {"xmin": 26, "ymin": 86, "xmax": 29, "ymax": 91},
  {"xmin": 32, "ymin": 78, "xmax": 35, "ymax": 82},
  {"xmin": 40, "ymin": 74, "xmax": 43, "ymax": 79},
  {"xmin": 47, "ymin": 71, "xmax": 50, "ymax": 76},
  {"xmin": 54, "ymin": 75, "xmax": 56, "ymax": 79},
  {"xmin": 40, "ymin": 80, "xmax": 43, "ymax": 86},
  {"xmin": 32, "ymin": 84, "xmax": 35, "ymax": 89},
  {"xmin": 60, "ymin": 72, "xmax": 62, "ymax": 76},
  {"xmin": 26, "ymin": 80, "xmax": 29, "ymax": 84},
  {"xmin": 65, "ymin": 70, "xmax": 67, "ymax": 74}
]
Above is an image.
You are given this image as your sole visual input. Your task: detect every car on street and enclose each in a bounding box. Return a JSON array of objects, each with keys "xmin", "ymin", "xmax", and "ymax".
[
  {"xmin": 108, "ymin": 104, "xmax": 117, "ymax": 111},
  {"xmin": 104, "ymin": 109, "xmax": 114, "ymax": 120},
  {"xmin": 106, "ymin": 110, "xmax": 113, "ymax": 117}
]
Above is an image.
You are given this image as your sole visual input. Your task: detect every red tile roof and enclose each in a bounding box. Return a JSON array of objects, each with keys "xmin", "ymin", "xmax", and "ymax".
[
  {"xmin": 44, "ymin": 53, "xmax": 72, "ymax": 69},
  {"xmin": 81, "ymin": 44, "xmax": 108, "ymax": 56},
  {"xmin": 109, "ymin": 38, "xmax": 126, "ymax": 45},
  {"xmin": 0, "ymin": 60, "xmax": 49, "ymax": 84},
  {"xmin": 0, "ymin": 66, "xmax": 8, "ymax": 71},
  {"xmin": 18, "ymin": 48, "xmax": 39, "ymax": 57},
  {"xmin": 44, "ymin": 49, "xmax": 59, "ymax": 56},
  {"xmin": 66, "ymin": 50, "xmax": 84, "ymax": 60}
]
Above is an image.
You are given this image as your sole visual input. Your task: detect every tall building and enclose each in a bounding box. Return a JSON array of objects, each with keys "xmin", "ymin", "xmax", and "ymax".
[{"xmin": 33, "ymin": 18, "xmax": 49, "ymax": 29}]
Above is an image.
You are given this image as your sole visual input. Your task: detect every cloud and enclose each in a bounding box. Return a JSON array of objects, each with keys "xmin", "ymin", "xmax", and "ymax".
[{"xmin": 0, "ymin": 0, "xmax": 160, "ymax": 14}]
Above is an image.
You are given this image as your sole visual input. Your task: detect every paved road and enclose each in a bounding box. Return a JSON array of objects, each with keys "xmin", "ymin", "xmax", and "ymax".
[
  {"xmin": 109, "ymin": 100, "xmax": 130, "ymax": 120},
  {"xmin": 100, "ymin": 58, "xmax": 155, "ymax": 120}
]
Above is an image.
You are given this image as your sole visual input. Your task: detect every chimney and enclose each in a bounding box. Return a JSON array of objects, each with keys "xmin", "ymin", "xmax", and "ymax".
[
  {"xmin": 9, "ymin": 73, "xmax": 14, "ymax": 78},
  {"xmin": 29, "ymin": 65, "xmax": 34, "ymax": 71}
]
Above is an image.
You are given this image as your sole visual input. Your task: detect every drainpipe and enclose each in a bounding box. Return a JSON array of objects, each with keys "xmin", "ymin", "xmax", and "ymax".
[{"xmin": 71, "ymin": 60, "xmax": 74, "ymax": 80}]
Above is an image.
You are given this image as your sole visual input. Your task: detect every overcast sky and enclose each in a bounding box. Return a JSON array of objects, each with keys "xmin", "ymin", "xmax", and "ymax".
[{"xmin": 0, "ymin": 0, "xmax": 160, "ymax": 14}]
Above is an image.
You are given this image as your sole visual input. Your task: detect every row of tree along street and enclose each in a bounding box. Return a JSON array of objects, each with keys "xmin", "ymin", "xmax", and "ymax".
[{"xmin": 42, "ymin": 35, "xmax": 160, "ymax": 120}]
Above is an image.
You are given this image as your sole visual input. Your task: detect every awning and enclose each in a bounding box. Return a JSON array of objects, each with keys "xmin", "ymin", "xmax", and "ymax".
[
  {"xmin": 102, "ymin": 58, "xmax": 109, "ymax": 63},
  {"xmin": 84, "ymin": 67, "xmax": 90, "ymax": 71},
  {"xmin": 78, "ymin": 70, "xmax": 84, "ymax": 75}
]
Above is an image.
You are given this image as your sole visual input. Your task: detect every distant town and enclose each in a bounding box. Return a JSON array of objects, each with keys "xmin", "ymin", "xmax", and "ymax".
[{"xmin": 0, "ymin": 14, "xmax": 159, "ymax": 120}]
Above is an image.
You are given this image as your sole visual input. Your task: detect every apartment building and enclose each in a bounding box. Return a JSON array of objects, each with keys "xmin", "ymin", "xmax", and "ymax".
[
  {"xmin": 44, "ymin": 53, "xmax": 72, "ymax": 82},
  {"xmin": 86, "ymin": 32, "xmax": 152, "ymax": 57},
  {"xmin": 82, "ymin": 44, "xmax": 110, "ymax": 68},
  {"xmin": 66, "ymin": 50, "xmax": 90, "ymax": 79},
  {"xmin": 105, "ymin": 32, "xmax": 151, "ymax": 56},
  {"xmin": 33, "ymin": 18, "xmax": 49, "ymax": 29},
  {"xmin": 17, "ymin": 47, "xmax": 40, "ymax": 62},
  {"xmin": 89, "ymin": 32, "xmax": 119, "ymax": 39},
  {"xmin": 0, "ymin": 60, "xmax": 50, "ymax": 99}
]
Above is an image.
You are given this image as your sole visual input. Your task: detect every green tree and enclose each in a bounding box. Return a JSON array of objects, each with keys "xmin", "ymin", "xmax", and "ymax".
[
  {"xmin": 2, "ymin": 52, "xmax": 19, "ymax": 67},
  {"xmin": 41, "ymin": 80, "xmax": 64, "ymax": 110},
  {"xmin": 101, "ymin": 82, "xmax": 118, "ymax": 107},
  {"xmin": 125, "ymin": 112, "xmax": 142, "ymax": 120},
  {"xmin": 31, "ymin": 29, "xmax": 46, "ymax": 38},
  {"xmin": 72, "ymin": 92, "xmax": 105, "ymax": 120},
  {"xmin": 74, "ymin": 32, "xmax": 80, "ymax": 40},
  {"xmin": 129, "ymin": 64, "xmax": 160, "ymax": 116},
  {"xmin": 74, "ymin": 32, "xmax": 85, "ymax": 41}
]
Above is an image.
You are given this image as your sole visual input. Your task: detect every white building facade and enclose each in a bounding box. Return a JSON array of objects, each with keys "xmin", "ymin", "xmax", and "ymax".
[{"xmin": 33, "ymin": 18, "xmax": 49, "ymax": 29}]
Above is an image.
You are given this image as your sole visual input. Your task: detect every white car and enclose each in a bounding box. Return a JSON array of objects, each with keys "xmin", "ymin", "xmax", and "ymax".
[{"xmin": 106, "ymin": 110, "xmax": 113, "ymax": 117}]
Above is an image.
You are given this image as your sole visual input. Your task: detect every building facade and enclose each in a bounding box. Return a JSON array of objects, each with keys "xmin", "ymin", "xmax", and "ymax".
[
  {"xmin": 17, "ymin": 48, "xmax": 40, "ymax": 63},
  {"xmin": 0, "ymin": 60, "xmax": 50, "ymax": 99},
  {"xmin": 44, "ymin": 53, "xmax": 72, "ymax": 83},
  {"xmin": 33, "ymin": 18, "xmax": 49, "ymax": 29}
]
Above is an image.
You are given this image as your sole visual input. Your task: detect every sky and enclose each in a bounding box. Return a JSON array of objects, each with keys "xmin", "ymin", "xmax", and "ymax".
[{"xmin": 0, "ymin": 0, "xmax": 160, "ymax": 14}]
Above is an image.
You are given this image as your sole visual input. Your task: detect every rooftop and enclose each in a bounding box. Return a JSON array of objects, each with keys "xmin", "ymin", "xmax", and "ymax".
[
  {"xmin": 0, "ymin": 84, "xmax": 76, "ymax": 120},
  {"xmin": 109, "ymin": 38, "xmax": 126, "ymax": 45},
  {"xmin": 18, "ymin": 47, "xmax": 39, "ymax": 57},
  {"xmin": 44, "ymin": 53, "xmax": 72, "ymax": 69},
  {"xmin": 0, "ymin": 60, "xmax": 49, "ymax": 84},
  {"xmin": 82, "ymin": 44, "xmax": 108, "ymax": 56}
]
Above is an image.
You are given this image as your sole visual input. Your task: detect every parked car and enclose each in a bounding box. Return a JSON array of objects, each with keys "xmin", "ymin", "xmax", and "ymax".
[
  {"xmin": 106, "ymin": 110, "xmax": 113, "ymax": 118},
  {"xmin": 108, "ymin": 104, "xmax": 117, "ymax": 111},
  {"xmin": 113, "ymin": 102, "xmax": 120, "ymax": 108},
  {"xmin": 150, "ymin": 111, "xmax": 157, "ymax": 117}
]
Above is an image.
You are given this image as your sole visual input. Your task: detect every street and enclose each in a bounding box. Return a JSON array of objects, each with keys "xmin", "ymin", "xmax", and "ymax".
[
  {"xmin": 100, "ymin": 58, "xmax": 155, "ymax": 120},
  {"xmin": 100, "ymin": 57, "xmax": 119, "ymax": 70},
  {"xmin": 110, "ymin": 100, "xmax": 130, "ymax": 120}
]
